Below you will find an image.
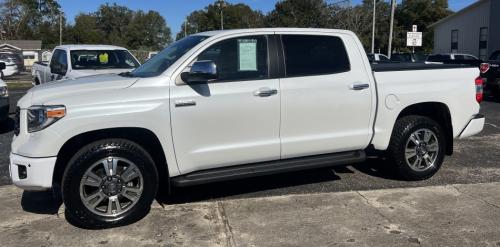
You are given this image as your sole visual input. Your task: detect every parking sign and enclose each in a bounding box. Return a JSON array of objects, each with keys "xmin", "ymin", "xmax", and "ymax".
[{"xmin": 407, "ymin": 32, "xmax": 422, "ymax": 47}]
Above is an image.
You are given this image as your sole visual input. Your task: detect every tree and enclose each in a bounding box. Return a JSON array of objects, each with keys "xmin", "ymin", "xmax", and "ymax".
[
  {"xmin": 176, "ymin": 1, "xmax": 265, "ymax": 40},
  {"xmin": 0, "ymin": 0, "xmax": 62, "ymax": 46},
  {"xmin": 265, "ymin": 0, "xmax": 329, "ymax": 28},
  {"xmin": 126, "ymin": 10, "xmax": 172, "ymax": 50},
  {"xmin": 395, "ymin": 0, "xmax": 452, "ymax": 52},
  {"xmin": 93, "ymin": 3, "xmax": 133, "ymax": 47},
  {"xmin": 67, "ymin": 13, "xmax": 103, "ymax": 44}
]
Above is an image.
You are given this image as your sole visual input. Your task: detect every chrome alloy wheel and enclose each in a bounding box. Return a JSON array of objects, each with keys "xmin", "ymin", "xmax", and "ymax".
[
  {"xmin": 79, "ymin": 157, "xmax": 144, "ymax": 217},
  {"xmin": 404, "ymin": 128, "xmax": 440, "ymax": 172}
]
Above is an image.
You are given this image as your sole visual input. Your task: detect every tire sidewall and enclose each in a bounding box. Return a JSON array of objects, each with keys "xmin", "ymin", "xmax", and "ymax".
[
  {"xmin": 393, "ymin": 118, "xmax": 446, "ymax": 180},
  {"xmin": 62, "ymin": 140, "xmax": 158, "ymax": 228}
]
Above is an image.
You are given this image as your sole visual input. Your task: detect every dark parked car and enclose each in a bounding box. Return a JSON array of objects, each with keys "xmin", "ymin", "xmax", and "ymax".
[
  {"xmin": 481, "ymin": 50, "xmax": 500, "ymax": 96},
  {"xmin": 0, "ymin": 52, "xmax": 24, "ymax": 72},
  {"xmin": 426, "ymin": 53, "xmax": 483, "ymax": 67},
  {"xmin": 390, "ymin": 53, "xmax": 427, "ymax": 63}
]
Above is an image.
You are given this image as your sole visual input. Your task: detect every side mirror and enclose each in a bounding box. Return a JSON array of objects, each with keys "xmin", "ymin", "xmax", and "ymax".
[
  {"xmin": 0, "ymin": 62, "xmax": 5, "ymax": 70},
  {"xmin": 182, "ymin": 60, "xmax": 217, "ymax": 83},
  {"xmin": 50, "ymin": 63, "xmax": 67, "ymax": 76}
]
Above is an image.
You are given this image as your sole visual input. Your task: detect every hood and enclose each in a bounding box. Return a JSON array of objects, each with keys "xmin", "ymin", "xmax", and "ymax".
[{"xmin": 19, "ymin": 73, "xmax": 139, "ymax": 108}]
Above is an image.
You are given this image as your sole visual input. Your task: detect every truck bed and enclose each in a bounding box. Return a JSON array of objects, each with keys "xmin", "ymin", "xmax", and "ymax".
[{"xmin": 371, "ymin": 63, "xmax": 476, "ymax": 72}]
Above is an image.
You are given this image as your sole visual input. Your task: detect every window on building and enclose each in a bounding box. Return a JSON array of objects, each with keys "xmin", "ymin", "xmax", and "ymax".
[
  {"xmin": 479, "ymin": 27, "xmax": 488, "ymax": 60},
  {"xmin": 451, "ymin": 30, "xmax": 458, "ymax": 53}
]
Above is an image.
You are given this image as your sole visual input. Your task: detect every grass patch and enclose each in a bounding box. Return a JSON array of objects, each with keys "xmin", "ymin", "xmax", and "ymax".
[{"xmin": 6, "ymin": 82, "xmax": 33, "ymax": 89}]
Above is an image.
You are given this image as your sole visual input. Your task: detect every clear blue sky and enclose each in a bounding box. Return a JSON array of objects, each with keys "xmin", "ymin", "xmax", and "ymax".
[{"xmin": 58, "ymin": 0, "xmax": 476, "ymax": 37}]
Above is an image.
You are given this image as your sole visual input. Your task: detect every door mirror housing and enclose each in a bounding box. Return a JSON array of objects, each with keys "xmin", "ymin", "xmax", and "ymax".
[
  {"xmin": 182, "ymin": 60, "xmax": 217, "ymax": 83},
  {"xmin": 50, "ymin": 63, "xmax": 67, "ymax": 76},
  {"xmin": 0, "ymin": 62, "xmax": 5, "ymax": 70}
]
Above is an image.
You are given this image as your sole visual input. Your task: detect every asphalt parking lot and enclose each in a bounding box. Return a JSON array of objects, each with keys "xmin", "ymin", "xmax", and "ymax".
[{"xmin": 1, "ymin": 86, "xmax": 499, "ymax": 203}]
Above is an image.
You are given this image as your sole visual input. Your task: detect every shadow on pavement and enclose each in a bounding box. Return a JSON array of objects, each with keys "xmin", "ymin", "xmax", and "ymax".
[
  {"xmin": 21, "ymin": 190, "xmax": 62, "ymax": 215},
  {"xmin": 162, "ymin": 158, "xmax": 399, "ymax": 204},
  {"xmin": 163, "ymin": 167, "xmax": 343, "ymax": 204},
  {"xmin": 352, "ymin": 158, "xmax": 401, "ymax": 181}
]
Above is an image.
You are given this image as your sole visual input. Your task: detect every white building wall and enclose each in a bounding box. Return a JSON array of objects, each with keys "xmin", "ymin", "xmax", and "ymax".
[{"xmin": 433, "ymin": 0, "xmax": 490, "ymax": 57}]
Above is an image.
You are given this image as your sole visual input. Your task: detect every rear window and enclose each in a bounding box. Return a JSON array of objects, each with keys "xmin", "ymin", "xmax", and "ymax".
[
  {"xmin": 70, "ymin": 50, "xmax": 140, "ymax": 70},
  {"xmin": 391, "ymin": 54, "xmax": 411, "ymax": 62},
  {"xmin": 427, "ymin": 54, "xmax": 449, "ymax": 62},
  {"xmin": 281, "ymin": 35, "xmax": 350, "ymax": 77},
  {"xmin": 489, "ymin": 51, "xmax": 500, "ymax": 61}
]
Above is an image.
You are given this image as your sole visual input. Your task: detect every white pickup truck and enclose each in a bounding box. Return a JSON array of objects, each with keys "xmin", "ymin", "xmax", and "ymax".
[
  {"xmin": 0, "ymin": 77, "xmax": 8, "ymax": 124},
  {"xmin": 31, "ymin": 45, "xmax": 140, "ymax": 85},
  {"xmin": 10, "ymin": 28, "xmax": 484, "ymax": 228}
]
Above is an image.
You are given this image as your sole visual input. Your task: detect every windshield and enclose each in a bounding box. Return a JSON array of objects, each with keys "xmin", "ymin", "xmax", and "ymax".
[
  {"xmin": 70, "ymin": 50, "xmax": 139, "ymax": 70},
  {"xmin": 130, "ymin": 35, "xmax": 209, "ymax": 78}
]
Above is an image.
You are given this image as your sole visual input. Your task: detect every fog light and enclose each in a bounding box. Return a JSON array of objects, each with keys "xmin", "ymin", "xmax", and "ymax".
[{"xmin": 18, "ymin": 165, "xmax": 27, "ymax": 179}]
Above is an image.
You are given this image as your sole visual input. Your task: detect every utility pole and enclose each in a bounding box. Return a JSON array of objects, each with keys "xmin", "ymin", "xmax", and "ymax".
[
  {"xmin": 387, "ymin": 0, "xmax": 396, "ymax": 58},
  {"xmin": 59, "ymin": 13, "xmax": 62, "ymax": 45},
  {"xmin": 219, "ymin": 0, "xmax": 225, "ymax": 30},
  {"xmin": 371, "ymin": 0, "xmax": 376, "ymax": 54},
  {"xmin": 184, "ymin": 21, "xmax": 187, "ymax": 38}
]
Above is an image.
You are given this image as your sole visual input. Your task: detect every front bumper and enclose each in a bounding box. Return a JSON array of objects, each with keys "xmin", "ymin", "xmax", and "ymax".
[
  {"xmin": 9, "ymin": 153, "xmax": 57, "ymax": 191},
  {"xmin": 459, "ymin": 114, "xmax": 485, "ymax": 139}
]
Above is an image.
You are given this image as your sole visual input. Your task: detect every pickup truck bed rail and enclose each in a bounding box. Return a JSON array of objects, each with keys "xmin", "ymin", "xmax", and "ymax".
[{"xmin": 372, "ymin": 63, "xmax": 476, "ymax": 72}]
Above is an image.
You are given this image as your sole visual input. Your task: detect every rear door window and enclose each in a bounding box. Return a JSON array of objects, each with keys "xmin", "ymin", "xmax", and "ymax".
[{"xmin": 281, "ymin": 35, "xmax": 350, "ymax": 77}]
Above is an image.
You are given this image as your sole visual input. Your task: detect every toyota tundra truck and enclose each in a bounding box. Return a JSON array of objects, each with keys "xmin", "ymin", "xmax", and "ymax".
[{"xmin": 10, "ymin": 28, "xmax": 485, "ymax": 228}]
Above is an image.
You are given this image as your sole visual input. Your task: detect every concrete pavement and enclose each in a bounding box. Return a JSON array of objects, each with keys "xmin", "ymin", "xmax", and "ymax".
[{"xmin": 1, "ymin": 183, "xmax": 500, "ymax": 246}]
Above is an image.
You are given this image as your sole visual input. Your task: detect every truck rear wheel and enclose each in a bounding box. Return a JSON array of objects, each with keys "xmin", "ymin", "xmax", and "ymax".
[
  {"xmin": 62, "ymin": 139, "xmax": 158, "ymax": 229},
  {"xmin": 387, "ymin": 115, "xmax": 445, "ymax": 181}
]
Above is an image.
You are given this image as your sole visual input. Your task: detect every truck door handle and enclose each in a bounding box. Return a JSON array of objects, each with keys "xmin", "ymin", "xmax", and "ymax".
[
  {"xmin": 349, "ymin": 83, "xmax": 370, "ymax": 90},
  {"xmin": 254, "ymin": 88, "xmax": 278, "ymax": 97},
  {"xmin": 175, "ymin": 99, "xmax": 196, "ymax": 107}
]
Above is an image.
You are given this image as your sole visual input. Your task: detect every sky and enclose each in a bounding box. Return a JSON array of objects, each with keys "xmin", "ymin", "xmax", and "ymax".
[{"xmin": 58, "ymin": 0, "xmax": 477, "ymax": 36}]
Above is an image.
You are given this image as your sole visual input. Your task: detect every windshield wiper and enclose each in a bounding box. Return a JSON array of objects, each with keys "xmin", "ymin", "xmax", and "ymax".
[{"xmin": 118, "ymin": 71, "xmax": 136, "ymax": 77}]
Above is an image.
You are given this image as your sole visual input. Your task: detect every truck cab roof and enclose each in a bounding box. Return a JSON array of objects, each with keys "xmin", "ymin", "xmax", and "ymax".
[
  {"xmin": 53, "ymin": 44, "xmax": 130, "ymax": 51},
  {"xmin": 194, "ymin": 28, "xmax": 355, "ymax": 38}
]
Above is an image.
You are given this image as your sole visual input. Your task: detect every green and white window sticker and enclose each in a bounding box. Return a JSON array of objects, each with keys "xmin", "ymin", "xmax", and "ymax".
[{"xmin": 238, "ymin": 39, "xmax": 257, "ymax": 71}]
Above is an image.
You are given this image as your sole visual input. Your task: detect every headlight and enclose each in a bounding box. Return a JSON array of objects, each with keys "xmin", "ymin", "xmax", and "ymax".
[
  {"xmin": 0, "ymin": 86, "xmax": 7, "ymax": 97},
  {"xmin": 27, "ymin": 105, "xmax": 66, "ymax": 133}
]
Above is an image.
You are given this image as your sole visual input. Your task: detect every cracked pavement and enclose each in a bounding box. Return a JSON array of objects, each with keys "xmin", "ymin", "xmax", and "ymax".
[{"xmin": 2, "ymin": 183, "xmax": 500, "ymax": 246}]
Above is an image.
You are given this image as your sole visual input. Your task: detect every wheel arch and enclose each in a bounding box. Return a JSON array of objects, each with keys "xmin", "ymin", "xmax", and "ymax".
[
  {"xmin": 52, "ymin": 127, "xmax": 169, "ymax": 192},
  {"xmin": 396, "ymin": 102, "xmax": 453, "ymax": 155}
]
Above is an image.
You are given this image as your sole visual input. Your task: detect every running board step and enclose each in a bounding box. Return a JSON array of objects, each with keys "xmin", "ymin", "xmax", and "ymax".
[{"xmin": 172, "ymin": 150, "xmax": 366, "ymax": 187}]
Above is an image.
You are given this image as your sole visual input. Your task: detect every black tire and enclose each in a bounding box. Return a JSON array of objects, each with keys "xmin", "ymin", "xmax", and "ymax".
[
  {"xmin": 62, "ymin": 139, "xmax": 158, "ymax": 229},
  {"xmin": 387, "ymin": 115, "xmax": 446, "ymax": 181}
]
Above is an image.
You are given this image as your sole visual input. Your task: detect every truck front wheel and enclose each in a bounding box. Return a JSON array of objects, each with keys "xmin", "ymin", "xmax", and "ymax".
[
  {"xmin": 62, "ymin": 139, "xmax": 158, "ymax": 229},
  {"xmin": 387, "ymin": 116, "xmax": 446, "ymax": 181}
]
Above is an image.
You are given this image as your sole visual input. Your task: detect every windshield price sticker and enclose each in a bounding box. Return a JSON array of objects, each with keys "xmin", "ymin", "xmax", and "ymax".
[{"xmin": 238, "ymin": 39, "xmax": 258, "ymax": 71}]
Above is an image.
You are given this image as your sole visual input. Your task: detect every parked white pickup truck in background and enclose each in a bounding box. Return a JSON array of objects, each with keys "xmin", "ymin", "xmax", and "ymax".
[
  {"xmin": 10, "ymin": 28, "xmax": 484, "ymax": 228},
  {"xmin": 31, "ymin": 45, "xmax": 140, "ymax": 85},
  {"xmin": 0, "ymin": 74, "xmax": 8, "ymax": 124}
]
